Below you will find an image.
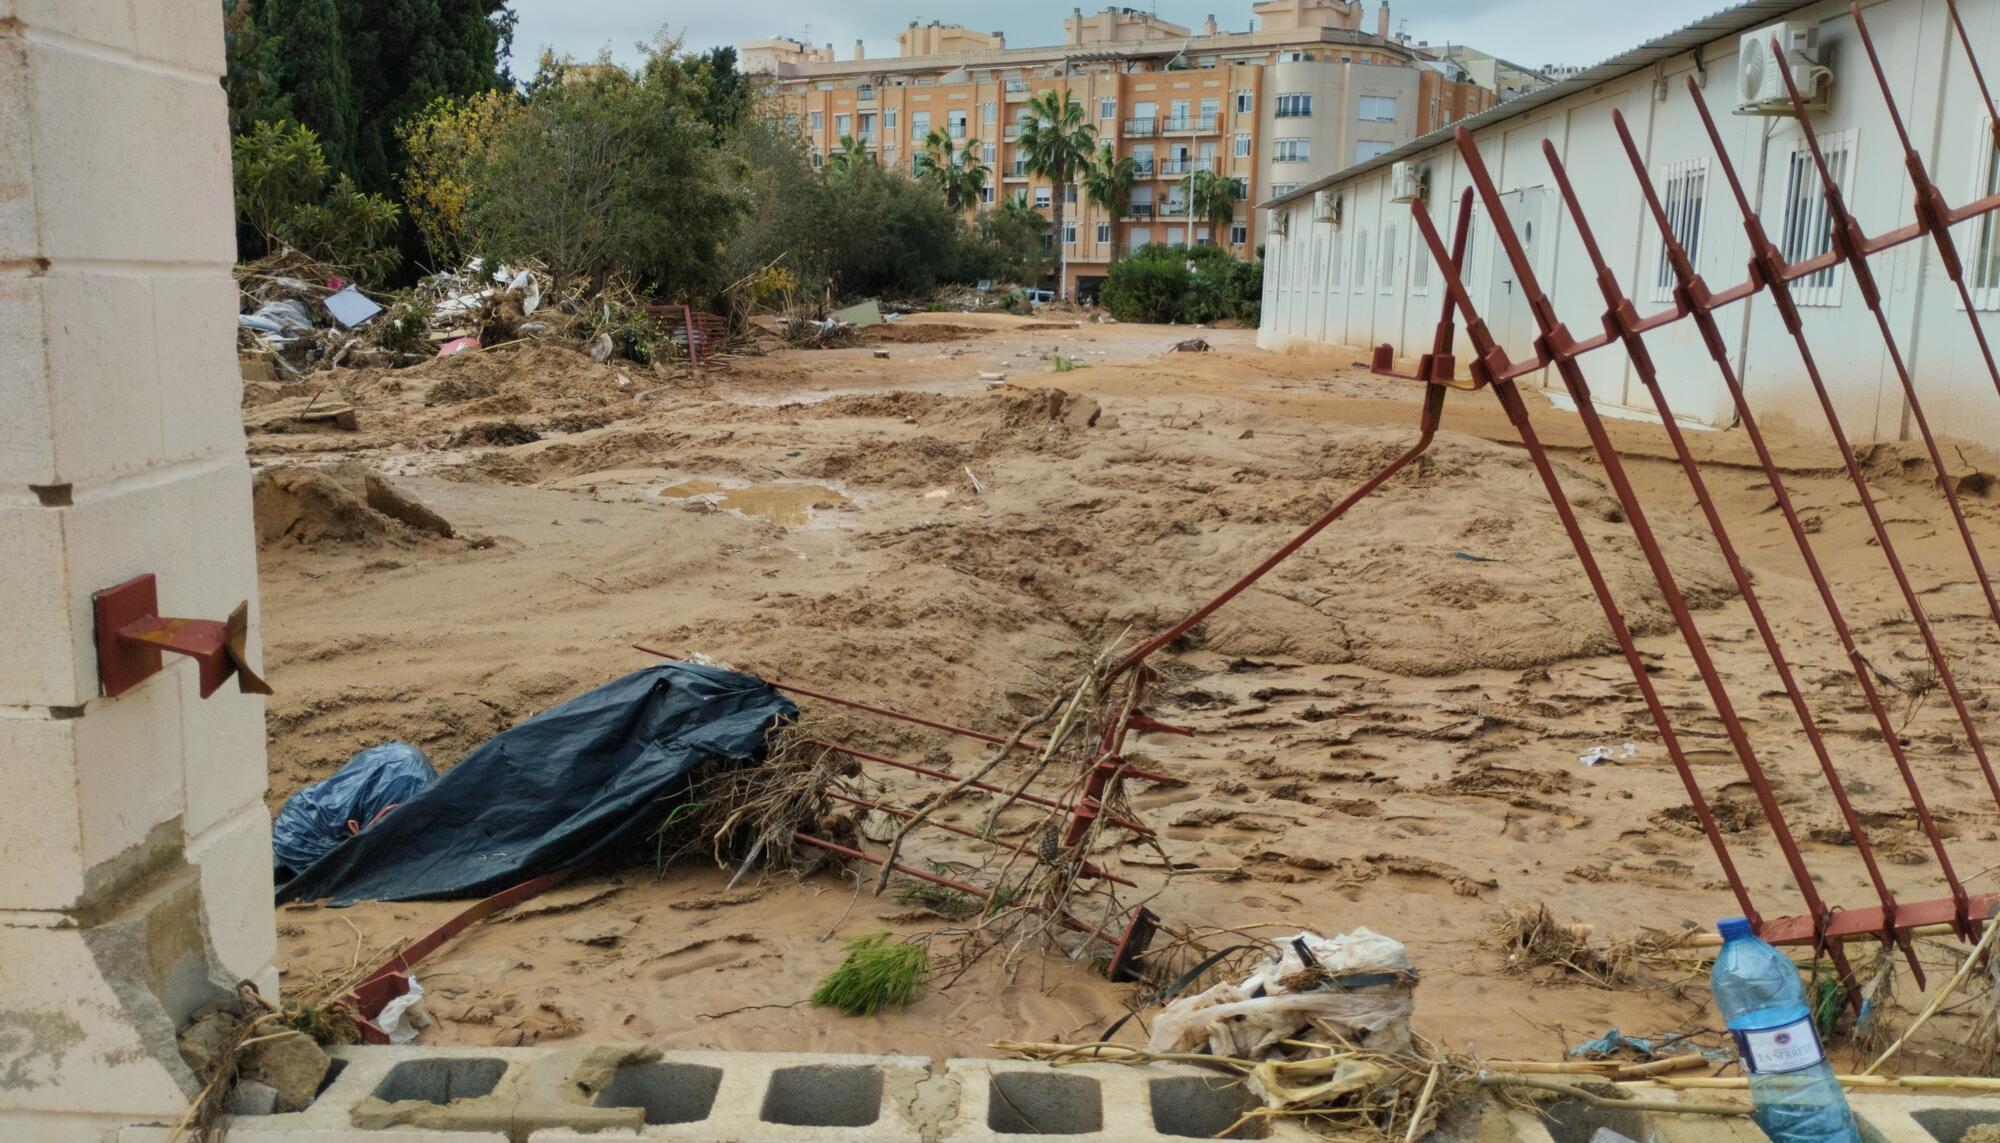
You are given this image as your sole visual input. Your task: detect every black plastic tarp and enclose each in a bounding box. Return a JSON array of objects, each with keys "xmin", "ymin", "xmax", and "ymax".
[{"xmin": 276, "ymin": 662, "xmax": 796, "ymax": 905}]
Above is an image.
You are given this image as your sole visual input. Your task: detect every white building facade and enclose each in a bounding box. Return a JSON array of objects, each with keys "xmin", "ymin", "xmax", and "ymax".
[{"xmin": 1257, "ymin": 0, "xmax": 2000, "ymax": 444}]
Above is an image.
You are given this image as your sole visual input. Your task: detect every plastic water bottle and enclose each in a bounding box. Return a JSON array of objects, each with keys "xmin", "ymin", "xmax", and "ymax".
[{"xmin": 1711, "ymin": 917, "xmax": 1861, "ymax": 1142}]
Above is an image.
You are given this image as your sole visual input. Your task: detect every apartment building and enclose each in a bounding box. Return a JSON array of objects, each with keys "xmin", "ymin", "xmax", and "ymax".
[{"xmin": 744, "ymin": 1, "xmax": 1498, "ymax": 298}]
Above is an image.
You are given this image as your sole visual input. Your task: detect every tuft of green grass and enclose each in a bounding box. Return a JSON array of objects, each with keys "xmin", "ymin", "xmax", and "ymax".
[{"xmin": 811, "ymin": 932, "xmax": 929, "ymax": 1017}]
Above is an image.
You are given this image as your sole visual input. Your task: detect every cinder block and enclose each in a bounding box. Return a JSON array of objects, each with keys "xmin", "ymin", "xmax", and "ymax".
[
  {"xmin": 944, "ymin": 1057, "xmax": 1139, "ymax": 1142},
  {"xmin": 0, "ymin": 503, "xmax": 75, "ymax": 710},
  {"xmin": 0, "ymin": 714, "xmax": 87, "ymax": 909},
  {"xmin": 73, "ymin": 673, "xmax": 186, "ymax": 870},
  {"xmin": 0, "ymin": 920, "xmax": 195, "ymax": 1117},
  {"xmin": 0, "ymin": 36, "xmax": 43, "ymax": 282},
  {"xmin": 153, "ymin": 269, "xmax": 251, "ymax": 475},
  {"xmin": 1853, "ymin": 1091, "xmax": 2000, "ymax": 1142},
  {"xmin": 121, "ymin": 1129, "xmax": 512, "ymax": 1143},
  {"xmin": 21, "ymin": 39, "xmax": 233, "ymax": 267},
  {"xmin": 38, "ymin": 267, "xmax": 166, "ymax": 486},
  {"xmin": 126, "ymin": 0, "xmax": 226, "ymax": 76},
  {"xmin": 186, "ymin": 803, "xmax": 276, "ymax": 986},
  {"xmin": 0, "ymin": 1110, "xmax": 138, "ymax": 1143},
  {"xmin": 0, "ymin": 275, "xmax": 56, "ymax": 486},
  {"xmin": 0, "ymin": 0, "xmax": 137, "ymax": 55},
  {"xmin": 179, "ymin": 667, "xmax": 269, "ymax": 837}
]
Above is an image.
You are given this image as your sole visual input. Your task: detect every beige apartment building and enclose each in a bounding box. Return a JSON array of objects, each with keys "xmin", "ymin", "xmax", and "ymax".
[{"xmin": 743, "ymin": 0, "xmax": 1498, "ymax": 298}]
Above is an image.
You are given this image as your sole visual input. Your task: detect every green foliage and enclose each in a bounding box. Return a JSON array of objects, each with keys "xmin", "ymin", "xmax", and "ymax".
[
  {"xmin": 811, "ymin": 932, "xmax": 928, "ymax": 1017},
  {"xmin": 397, "ymin": 90, "xmax": 520, "ymax": 268},
  {"xmin": 375, "ymin": 296, "xmax": 435, "ymax": 355},
  {"xmin": 283, "ymin": 175, "xmax": 403, "ymax": 283},
  {"xmin": 1101, "ymin": 244, "xmax": 1262, "ymax": 325},
  {"xmin": 1185, "ymin": 169, "xmax": 1241, "ymax": 229},
  {"xmin": 223, "ymin": 0, "xmax": 291, "ymax": 136},
  {"xmin": 232, "ymin": 119, "xmax": 330, "ymax": 247},
  {"xmin": 335, "ymin": 1, "xmax": 516, "ymax": 195},
  {"xmin": 260, "ymin": 0, "xmax": 358, "ymax": 176},
  {"xmin": 820, "ymin": 157, "xmax": 965, "ymax": 297},
  {"xmin": 959, "ymin": 202, "xmax": 1049, "ymax": 286},
  {"xmin": 466, "ymin": 45, "xmax": 741, "ymax": 298},
  {"xmin": 1014, "ymin": 90, "xmax": 1096, "ymax": 294},
  {"xmin": 915, "ymin": 129, "xmax": 988, "ymax": 210},
  {"xmin": 1081, "ymin": 144, "xmax": 1136, "ymax": 253}
]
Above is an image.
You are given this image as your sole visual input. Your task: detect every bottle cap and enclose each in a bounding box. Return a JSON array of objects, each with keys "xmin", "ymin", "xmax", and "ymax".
[{"xmin": 1716, "ymin": 916, "xmax": 1753, "ymax": 940}]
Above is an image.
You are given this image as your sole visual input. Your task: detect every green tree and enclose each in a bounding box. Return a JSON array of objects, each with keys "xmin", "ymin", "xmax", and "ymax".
[
  {"xmin": 965, "ymin": 204, "xmax": 1049, "ymax": 285},
  {"xmin": 397, "ymin": 90, "xmax": 520, "ymax": 268},
  {"xmin": 261, "ymin": 0, "xmax": 357, "ymax": 176},
  {"xmin": 283, "ymin": 174, "xmax": 403, "ymax": 283},
  {"xmin": 222, "ymin": 0, "xmax": 291, "ymax": 135},
  {"xmin": 914, "ymin": 129, "xmax": 988, "ymax": 210},
  {"xmin": 724, "ymin": 122, "xmax": 835, "ymax": 296},
  {"xmin": 826, "ymin": 134, "xmax": 874, "ymax": 175},
  {"xmin": 1013, "ymin": 89, "xmax": 1096, "ymax": 298},
  {"xmin": 819, "ymin": 156, "xmax": 964, "ymax": 297},
  {"xmin": 331, "ymin": 0, "xmax": 515, "ymax": 195},
  {"xmin": 467, "ymin": 48, "xmax": 740, "ymax": 299},
  {"xmin": 1100, "ymin": 243, "xmax": 1259, "ymax": 324},
  {"xmin": 1186, "ymin": 169, "xmax": 1239, "ymax": 237},
  {"xmin": 1081, "ymin": 144, "xmax": 1136, "ymax": 265},
  {"xmin": 686, "ymin": 46, "xmax": 752, "ymax": 134}
]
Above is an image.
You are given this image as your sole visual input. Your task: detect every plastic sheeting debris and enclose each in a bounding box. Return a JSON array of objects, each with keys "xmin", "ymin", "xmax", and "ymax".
[
  {"xmin": 272, "ymin": 742, "xmax": 435, "ymax": 876},
  {"xmin": 323, "ymin": 285, "xmax": 383, "ymax": 328},
  {"xmin": 240, "ymin": 299, "xmax": 315, "ymax": 336},
  {"xmin": 275, "ymin": 663, "xmax": 796, "ymax": 904}
]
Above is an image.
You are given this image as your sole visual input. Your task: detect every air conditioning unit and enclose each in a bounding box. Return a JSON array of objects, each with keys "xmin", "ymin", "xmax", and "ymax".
[
  {"xmin": 1313, "ymin": 189, "xmax": 1342, "ymax": 225},
  {"xmin": 1738, "ymin": 22, "xmax": 1826, "ymax": 112},
  {"xmin": 1389, "ymin": 161, "xmax": 1427, "ymax": 204},
  {"xmin": 1267, "ymin": 207, "xmax": 1288, "ymax": 237}
]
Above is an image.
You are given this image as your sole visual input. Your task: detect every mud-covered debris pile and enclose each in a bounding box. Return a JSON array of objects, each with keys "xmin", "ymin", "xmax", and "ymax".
[{"xmin": 253, "ymin": 465, "xmax": 457, "ymax": 548}]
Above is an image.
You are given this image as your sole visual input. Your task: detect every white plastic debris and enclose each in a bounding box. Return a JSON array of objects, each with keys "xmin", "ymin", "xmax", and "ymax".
[
  {"xmin": 1148, "ymin": 927, "xmax": 1415, "ymax": 1059},
  {"xmin": 1579, "ymin": 742, "xmax": 1639, "ymax": 767},
  {"xmin": 375, "ymin": 976, "xmax": 432, "ymax": 1045},
  {"xmin": 588, "ymin": 332, "xmax": 615, "ymax": 364},
  {"xmin": 322, "ymin": 285, "xmax": 382, "ymax": 328}
]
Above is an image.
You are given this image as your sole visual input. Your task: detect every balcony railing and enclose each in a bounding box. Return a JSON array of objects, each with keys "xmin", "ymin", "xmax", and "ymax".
[
  {"xmin": 1004, "ymin": 124, "xmax": 1024, "ymax": 140},
  {"xmin": 1159, "ymin": 158, "xmax": 1213, "ymax": 175},
  {"xmin": 1158, "ymin": 201, "xmax": 1188, "ymax": 217},
  {"xmin": 1130, "ymin": 160, "xmax": 1155, "ymax": 177},
  {"xmin": 1164, "ymin": 115, "xmax": 1219, "ymax": 133},
  {"xmin": 1126, "ymin": 203, "xmax": 1155, "ymax": 220},
  {"xmin": 1122, "ymin": 118, "xmax": 1158, "ymax": 137}
]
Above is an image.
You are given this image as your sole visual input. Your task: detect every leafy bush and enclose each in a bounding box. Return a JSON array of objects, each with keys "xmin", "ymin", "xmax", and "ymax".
[
  {"xmin": 1100, "ymin": 244, "xmax": 1261, "ymax": 324},
  {"xmin": 397, "ymin": 90, "xmax": 520, "ymax": 270},
  {"xmin": 233, "ymin": 119, "xmax": 329, "ymax": 246},
  {"xmin": 283, "ymin": 174, "xmax": 402, "ymax": 283}
]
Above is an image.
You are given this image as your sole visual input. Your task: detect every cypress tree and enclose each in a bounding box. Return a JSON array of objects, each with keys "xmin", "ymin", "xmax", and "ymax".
[{"xmin": 261, "ymin": 0, "xmax": 358, "ymax": 176}]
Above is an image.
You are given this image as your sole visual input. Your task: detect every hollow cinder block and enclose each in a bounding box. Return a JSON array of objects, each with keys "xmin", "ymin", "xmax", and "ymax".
[{"xmin": 1147, "ymin": 1073, "xmax": 1268, "ymax": 1139}]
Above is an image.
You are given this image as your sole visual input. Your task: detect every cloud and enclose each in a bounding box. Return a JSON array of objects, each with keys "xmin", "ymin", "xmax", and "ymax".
[{"xmin": 508, "ymin": 0, "xmax": 1728, "ymax": 77}]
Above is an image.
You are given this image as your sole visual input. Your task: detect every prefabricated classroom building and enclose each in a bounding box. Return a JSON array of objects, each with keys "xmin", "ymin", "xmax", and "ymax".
[{"xmin": 1256, "ymin": 0, "xmax": 2000, "ymax": 443}]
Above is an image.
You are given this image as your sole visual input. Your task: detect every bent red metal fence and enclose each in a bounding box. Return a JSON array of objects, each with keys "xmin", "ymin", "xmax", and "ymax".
[{"xmin": 638, "ymin": 2, "xmax": 1998, "ymax": 988}]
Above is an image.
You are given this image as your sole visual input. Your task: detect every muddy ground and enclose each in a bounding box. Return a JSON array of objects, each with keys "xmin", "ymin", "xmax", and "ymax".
[{"xmin": 254, "ymin": 312, "xmax": 2000, "ymax": 1071}]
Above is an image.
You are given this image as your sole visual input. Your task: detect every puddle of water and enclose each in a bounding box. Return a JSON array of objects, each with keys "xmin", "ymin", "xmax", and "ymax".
[{"xmin": 658, "ymin": 480, "xmax": 849, "ymax": 526}]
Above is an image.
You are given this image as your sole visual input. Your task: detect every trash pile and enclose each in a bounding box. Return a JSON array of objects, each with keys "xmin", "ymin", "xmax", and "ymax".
[
  {"xmin": 235, "ymin": 252, "xmax": 726, "ymax": 376},
  {"xmin": 1148, "ymin": 928, "xmax": 1417, "ymax": 1057}
]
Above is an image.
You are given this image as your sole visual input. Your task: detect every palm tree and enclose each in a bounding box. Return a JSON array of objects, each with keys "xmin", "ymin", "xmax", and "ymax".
[
  {"xmin": 1186, "ymin": 169, "xmax": 1240, "ymax": 245},
  {"xmin": 1013, "ymin": 89, "xmax": 1097, "ymax": 297},
  {"xmin": 914, "ymin": 128, "xmax": 988, "ymax": 210},
  {"xmin": 1081, "ymin": 144, "xmax": 1137, "ymax": 265},
  {"xmin": 826, "ymin": 134, "xmax": 872, "ymax": 178}
]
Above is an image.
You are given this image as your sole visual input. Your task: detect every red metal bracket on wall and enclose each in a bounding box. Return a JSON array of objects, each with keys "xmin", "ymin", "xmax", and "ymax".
[{"xmin": 93, "ymin": 573, "xmax": 272, "ymax": 699}]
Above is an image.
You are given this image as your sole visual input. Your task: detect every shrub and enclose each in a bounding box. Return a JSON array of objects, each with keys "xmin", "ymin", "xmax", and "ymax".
[
  {"xmin": 1100, "ymin": 243, "xmax": 1261, "ymax": 324},
  {"xmin": 283, "ymin": 174, "xmax": 402, "ymax": 283}
]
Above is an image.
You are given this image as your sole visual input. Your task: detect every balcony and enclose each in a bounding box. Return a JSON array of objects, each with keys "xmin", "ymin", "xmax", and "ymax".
[
  {"xmin": 1003, "ymin": 124, "xmax": 1024, "ymax": 140},
  {"xmin": 1159, "ymin": 158, "xmax": 1213, "ymax": 176},
  {"xmin": 1126, "ymin": 203, "xmax": 1155, "ymax": 220},
  {"xmin": 1004, "ymin": 81, "xmax": 1031, "ymax": 102},
  {"xmin": 1122, "ymin": 117, "xmax": 1158, "ymax": 137},
  {"xmin": 1130, "ymin": 160, "xmax": 1155, "ymax": 177},
  {"xmin": 1158, "ymin": 201, "xmax": 1188, "ymax": 217},
  {"xmin": 856, "ymin": 88, "xmax": 876, "ymax": 103},
  {"xmin": 1005, "ymin": 164, "xmax": 1030, "ymax": 181},
  {"xmin": 1164, "ymin": 115, "xmax": 1219, "ymax": 133}
]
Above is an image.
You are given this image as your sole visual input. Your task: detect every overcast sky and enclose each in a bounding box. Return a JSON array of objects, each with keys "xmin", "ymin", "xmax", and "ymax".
[{"xmin": 507, "ymin": 0, "xmax": 1728, "ymax": 76}]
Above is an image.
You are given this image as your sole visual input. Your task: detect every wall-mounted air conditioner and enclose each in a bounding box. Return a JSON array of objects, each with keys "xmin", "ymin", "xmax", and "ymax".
[
  {"xmin": 1313, "ymin": 189, "xmax": 1342, "ymax": 225},
  {"xmin": 1389, "ymin": 161, "xmax": 1426, "ymax": 204},
  {"xmin": 1738, "ymin": 22, "xmax": 1827, "ymax": 114}
]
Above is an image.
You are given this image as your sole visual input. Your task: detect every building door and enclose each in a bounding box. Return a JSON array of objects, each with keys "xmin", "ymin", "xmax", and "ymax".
[{"xmin": 1489, "ymin": 187, "xmax": 1553, "ymax": 370}]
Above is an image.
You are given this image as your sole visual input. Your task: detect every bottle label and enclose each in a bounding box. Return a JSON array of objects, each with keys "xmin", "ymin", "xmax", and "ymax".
[{"xmin": 1733, "ymin": 1016, "xmax": 1825, "ymax": 1075}]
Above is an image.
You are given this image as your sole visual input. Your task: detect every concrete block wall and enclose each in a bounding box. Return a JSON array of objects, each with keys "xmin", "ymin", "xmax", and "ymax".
[{"xmin": 0, "ymin": 0, "xmax": 276, "ymax": 1137}]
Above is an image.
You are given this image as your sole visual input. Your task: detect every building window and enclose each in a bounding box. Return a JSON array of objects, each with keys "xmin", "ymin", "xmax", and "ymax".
[
  {"xmin": 1035, "ymin": 186, "xmax": 1052, "ymax": 207},
  {"xmin": 1275, "ymin": 93, "xmax": 1312, "ymax": 118},
  {"xmin": 982, "ymin": 141, "xmax": 996, "ymax": 164},
  {"xmin": 1356, "ymin": 140, "xmax": 1394, "ymax": 162},
  {"xmin": 1200, "ymin": 97, "xmax": 1220, "ymax": 122},
  {"xmin": 1779, "ymin": 129, "xmax": 1856, "ymax": 307},
  {"xmin": 1096, "ymin": 220, "xmax": 1112, "ymax": 243},
  {"xmin": 1429, "ymin": 98, "xmax": 1440, "ymax": 125},
  {"xmin": 1197, "ymin": 55, "xmax": 1217, "ymax": 69},
  {"xmin": 1233, "ymin": 176, "xmax": 1249, "ymax": 200},
  {"xmin": 1195, "ymin": 226, "xmax": 1213, "ymax": 246},
  {"xmin": 1130, "ymin": 226, "xmax": 1152, "ymax": 246},
  {"xmin": 911, "ymin": 111, "xmax": 930, "ymax": 140},
  {"xmin": 1006, "ymin": 77, "xmax": 1030, "ymax": 94},
  {"xmin": 1973, "ymin": 125, "xmax": 2000, "ymax": 309},
  {"xmin": 1233, "ymin": 133, "xmax": 1251, "ymax": 158},
  {"xmin": 1064, "ymin": 221, "xmax": 1077, "ymax": 245},
  {"xmin": 1235, "ymin": 89, "xmax": 1253, "ymax": 113},
  {"xmin": 886, "ymin": 108, "xmax": 898, "ymax": 130},
  {"xmin": 1443, "ymin": 109, "xmax": 1454, "ymax": 126},
  {"xmin": 858, "ymin": 113, "xmax": 876, "ymax": 140},
  {"xmin": 834, "ymin": 114, "xmax": 850, "ymax": 136},
  {"xmin": 1100, "ymin": 97, "xmax": 1116, "ymax": 119},
  {"xmin": 1379, "ymin": 223, "xmax": 1398, "ymax": 292},
  {"xmin": 810, "ymin": 110, "xmax": 824, "ymax": 131},
  {"xmin": 1274, "ymin": 138, "xmax": 1310, "ymax": 163},
  {"xmin": 981, "ymin": 186, "xmax": 995, "ymax": 204},
  {"xmin": 983, "ymin": 101, "xmax": 997, "ymax": 123},
  {"xmin": 1651, "ymin": 159, "xmax": 1708, "ymax": 302},
  {"xmin": 948, "ymin": 110, "xmax": 967, "ymax": 138},
  {"xmin": 1271, "ymin": 181, "xmax": 1302, "ymax": 196},
  {"xmin": 1012, "ymin": 188, "xmax": 1028, "ymax": 205},
  {"xmin": 1065, "ymin": 185, "xmax": 1078, "ymax": 204},
  {"xmin": 857, "ymin": 84, "xmax": 874, "ymax": 101},
  {"xmin": 1230, "ymin": 221, "xmax": 1247, "ymax": 245},
  {"xmin": 1358, "ymin": 95, "xmax": 1397, "ymax": 122},
  {"xmin": 1166, "ymin": 227, "xmax": 1186, "ymax": 247},
  {"xmin": 810, "ymin": 149, "xmax": 822, "ymax": 169}
]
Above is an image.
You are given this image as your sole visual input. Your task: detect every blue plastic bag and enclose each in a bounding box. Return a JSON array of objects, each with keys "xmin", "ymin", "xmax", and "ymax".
[{"xmin": 273, "ymin": 742, "xmax": 436, "ymax": 875}]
